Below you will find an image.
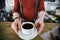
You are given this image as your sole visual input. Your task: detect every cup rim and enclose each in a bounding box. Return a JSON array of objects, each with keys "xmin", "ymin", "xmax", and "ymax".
[{"xmin": 21, "ymin": 22, "xmax": 35, "ymax": 29}]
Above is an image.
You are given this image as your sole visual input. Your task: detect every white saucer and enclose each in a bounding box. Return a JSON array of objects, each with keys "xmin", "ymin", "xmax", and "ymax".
[{"xmin": 17, "ymin": 28, "xmax": 37, "ymax": 40}]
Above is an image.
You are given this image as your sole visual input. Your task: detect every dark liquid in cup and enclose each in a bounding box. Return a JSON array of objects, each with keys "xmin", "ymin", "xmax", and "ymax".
[{"xmin": 22, "ymin": 23, "xmax": 33, "ymax": 29}]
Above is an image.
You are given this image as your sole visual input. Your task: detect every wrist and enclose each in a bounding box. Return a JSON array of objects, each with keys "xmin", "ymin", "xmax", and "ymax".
[
  {"xmin": 14, "ymin": 17, "xmax": 20, "ymax": 20},
  {"xmin": 38, "ymin": 11, "xmax": 45, "ymax": 21},
  {"xmin": 13, "ymin": 12, "xmax": 20, "ymax": 20}
]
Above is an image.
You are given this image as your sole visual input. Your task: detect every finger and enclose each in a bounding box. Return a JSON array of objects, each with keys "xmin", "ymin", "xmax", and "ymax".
[
  {"xmin": 37, "ymin": 23, "xmax": 44, "ymax": 35},
  {"xmin": 37, "ymin": 31, "xmax": 40, "ymax": 35},
  {"xmin": 37, "ymin": 27, "xmax": 41, "ymax": 35},
  {"xmin": 11, "ymin": 22, "xmax": 15, "ymax": 30},
  {"xmin": 15, "ymin": 26, "xmax": 18, "ymax": 34},
  {"xmin": 11, "ymin": 22, "xmax": 18, "ymax": 33},
  {"xmin": 40, "ymin": 23, "xmax": 44, "ymax": 30},
  {"xmin": 37, "ymin": 23, "xmax": 41, "ymax": 35}
]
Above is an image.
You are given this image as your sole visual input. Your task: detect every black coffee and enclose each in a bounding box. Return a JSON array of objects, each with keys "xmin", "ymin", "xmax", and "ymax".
[{"xmin": 22, "ymin": 23, "xmax": 33, "ymax": 29}]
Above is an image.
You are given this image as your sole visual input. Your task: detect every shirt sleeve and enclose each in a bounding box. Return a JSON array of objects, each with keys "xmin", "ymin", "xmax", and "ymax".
[
  {"xmin": 38, "ymin": 0, "xmax": 45, "ymax": 12},
  {"xmin": 12, "ymin": 0, "xmax": 19, "ymax": 14}
]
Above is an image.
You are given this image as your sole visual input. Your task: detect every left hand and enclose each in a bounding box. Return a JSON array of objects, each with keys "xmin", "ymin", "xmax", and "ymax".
[{"xmin": 35, "ymin": 18, "xmax": 44, "ymax": 35}]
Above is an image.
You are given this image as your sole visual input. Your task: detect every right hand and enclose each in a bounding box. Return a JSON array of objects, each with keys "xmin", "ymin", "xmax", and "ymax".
[{"xmin": 11, "ymin": 18, "xmax": 21, "ymax": 34}]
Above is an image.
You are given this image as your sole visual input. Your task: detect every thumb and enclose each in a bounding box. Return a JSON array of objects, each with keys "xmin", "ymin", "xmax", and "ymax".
[
  {"xmin": 18, "ymin": 22, "xmax": 21, "ymax": 31},
  {"xmin": 35, "ymin": 20, "xmax": 38, "ymax": 28}
]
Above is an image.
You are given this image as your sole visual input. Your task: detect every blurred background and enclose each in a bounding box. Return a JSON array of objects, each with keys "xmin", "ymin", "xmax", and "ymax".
[
  {"xmin": 0, "ymin": 0, "xmax": 60, "ymax": 23},
  {"xmin": 0, "ymin": 0, "xmax": 60, "ymax": 40}
]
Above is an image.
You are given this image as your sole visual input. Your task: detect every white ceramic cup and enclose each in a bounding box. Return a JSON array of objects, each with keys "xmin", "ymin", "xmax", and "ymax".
[{"xmin": 21, "ymin": 22, "xmax": 35, "ymax": 35}]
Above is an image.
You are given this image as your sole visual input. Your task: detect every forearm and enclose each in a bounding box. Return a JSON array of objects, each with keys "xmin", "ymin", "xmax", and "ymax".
[
  {"xmin": 12, "ymin": 0, "xmax": 20, "ymax": 19},
  {"xmin": 38, "ymin": 11, "xmax": 45, "ymax": 21},
  {"xmin": 38, "ymin": 0, "xmax": 45, "ymax": 21}
]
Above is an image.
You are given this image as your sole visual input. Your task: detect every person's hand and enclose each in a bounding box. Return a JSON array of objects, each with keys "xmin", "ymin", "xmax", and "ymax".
[
  {"xmin": 11, "ymin": 19, "xmax": 21, "ymax": 34},
  {"xmin": 35, "ymin": 18, "xmax": 44, "ymax": 35}
]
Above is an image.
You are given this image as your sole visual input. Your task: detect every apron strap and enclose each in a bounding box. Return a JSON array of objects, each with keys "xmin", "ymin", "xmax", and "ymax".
[
  {"xmin": 19, "ymin": 0, "xmax": 24, "ymax": 18},
  {"xmin": 34, "ymin": 0, "xmax": 39, "ymax": 21}
]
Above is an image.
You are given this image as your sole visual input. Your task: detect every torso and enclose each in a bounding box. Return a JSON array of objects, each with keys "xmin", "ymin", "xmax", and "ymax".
[{"xmin": 20, "ymin": 0, "xmax": 36, "ymax": 21}]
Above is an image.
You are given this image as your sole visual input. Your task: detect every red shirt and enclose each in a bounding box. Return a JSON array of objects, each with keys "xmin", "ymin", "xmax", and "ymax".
[{"xmin": 13, "ymin": 0, "xmax": 45, "ymax": 21}]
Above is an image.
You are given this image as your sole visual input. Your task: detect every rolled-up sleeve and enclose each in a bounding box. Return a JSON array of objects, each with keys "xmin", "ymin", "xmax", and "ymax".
[
  {"xmin": 38, "ymin": 0, "xmax": 45, "ymax": 12},
  {"xmin": 12, "ymin": 0, "xmax": 19, "ymax": 14}
]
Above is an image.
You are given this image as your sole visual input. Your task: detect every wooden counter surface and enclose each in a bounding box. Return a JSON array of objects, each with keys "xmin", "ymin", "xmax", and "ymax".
[{"xmin": 0, "ymin": 22, "xmax": 60, "ymax": 40}]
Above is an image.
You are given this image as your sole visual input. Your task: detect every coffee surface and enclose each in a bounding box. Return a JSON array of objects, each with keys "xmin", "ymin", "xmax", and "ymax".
[{"xmin": 22, "ymin": 24, "xmax": 33, "ymax": 29}]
